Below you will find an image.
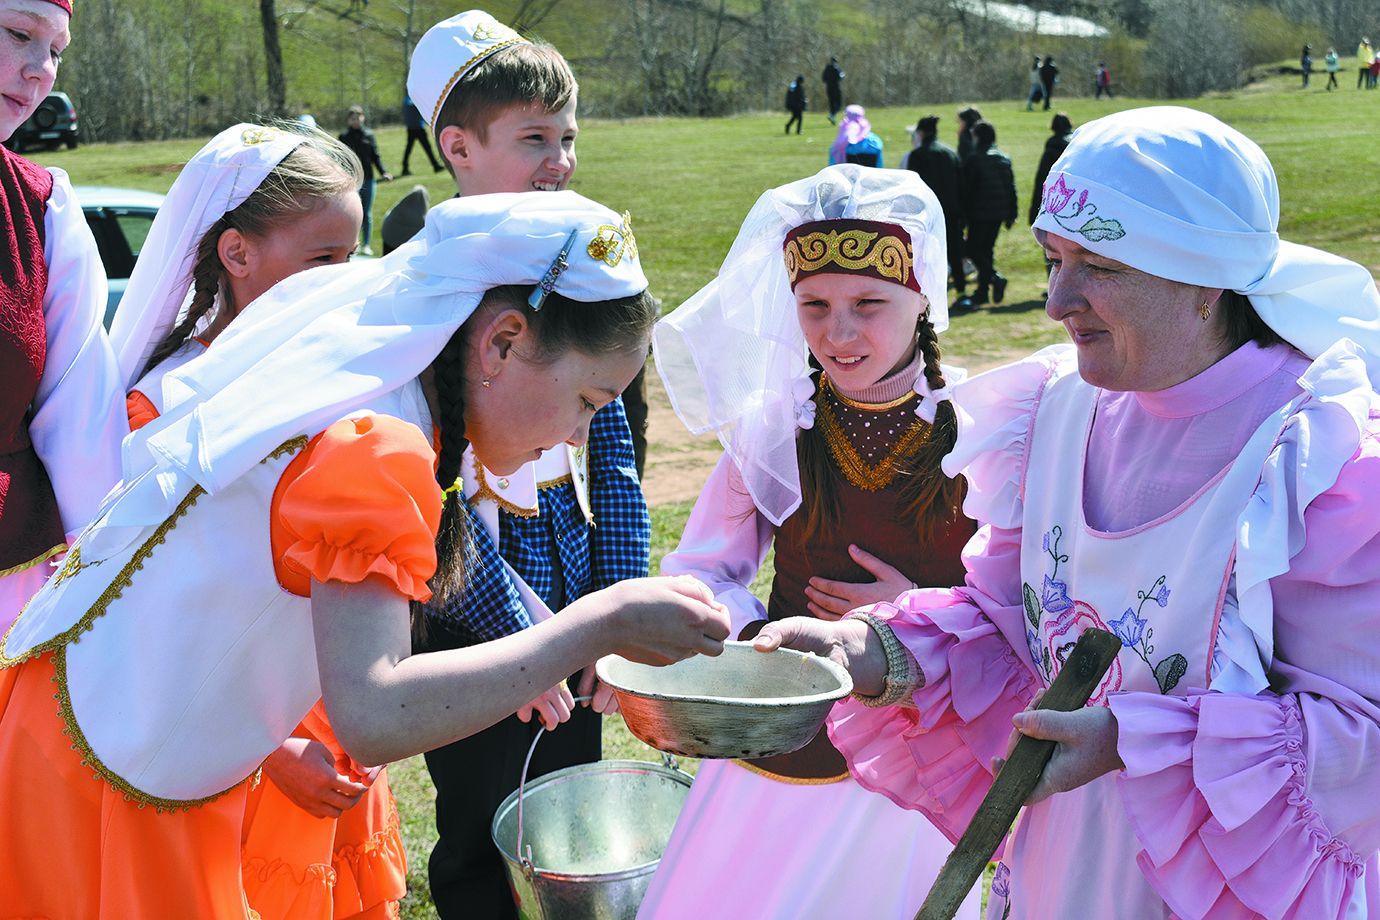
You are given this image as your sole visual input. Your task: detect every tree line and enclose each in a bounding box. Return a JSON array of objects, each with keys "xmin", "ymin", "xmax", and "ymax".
[{"xmin": 62, "ymin": 0, "xmax": 1379, "ymax": 142}]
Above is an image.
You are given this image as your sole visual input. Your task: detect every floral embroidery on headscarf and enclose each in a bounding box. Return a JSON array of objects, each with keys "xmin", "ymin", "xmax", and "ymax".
[{"xmin": 1041, "ymin": 175, "xmax": 1125, "ymax": 242}]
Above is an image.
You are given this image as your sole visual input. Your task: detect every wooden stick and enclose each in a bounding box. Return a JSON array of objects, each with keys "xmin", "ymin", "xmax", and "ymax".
[{"xmin": 914, "ymin": 628, "xmax": 1122, "ymax": 920}]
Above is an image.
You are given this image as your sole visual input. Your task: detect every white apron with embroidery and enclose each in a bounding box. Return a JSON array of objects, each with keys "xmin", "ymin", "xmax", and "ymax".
[
  {"xmin": 987, "ymin": 368, "xmax": 1300, "ymax": 920},
  {"xmin": 0, "ymin": 382, "xmax": 430, "ymax": 806}
]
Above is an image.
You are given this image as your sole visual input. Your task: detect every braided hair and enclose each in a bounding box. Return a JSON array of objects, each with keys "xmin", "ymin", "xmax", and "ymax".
[
  {"xmin": 142, "ymin": 216, "xmax": 230, "ymax": 373},
  {"xmin": 414, "ymin": 283, "xmax": 659, "ymax": 639},
  {"xmin": 794, "ymin": 311, "xmax": 964, "ymax": 544}
]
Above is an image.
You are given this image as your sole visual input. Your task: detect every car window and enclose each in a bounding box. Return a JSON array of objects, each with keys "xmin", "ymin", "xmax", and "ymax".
[{"xmin": 113, "ymin": 210, "xmax": 156, "ymax": 260}]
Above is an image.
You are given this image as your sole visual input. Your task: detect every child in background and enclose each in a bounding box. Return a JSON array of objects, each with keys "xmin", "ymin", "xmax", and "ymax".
[
  {"xmin": 109, "ymin": 122, "xmax": 409, "ymax": 920},
  {"xmin": 642, "ymin": 165, "xmax": 978, "ymax": 919},
  {"xmin": 404, "ymin": 12, "xmax": 652, "ymax": 917}
]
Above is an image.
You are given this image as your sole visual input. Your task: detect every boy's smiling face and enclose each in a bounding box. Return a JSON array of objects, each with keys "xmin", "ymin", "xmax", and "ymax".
[{"xmin": 441, "ymin": 98, "xmax": 578, "ymax": 196}]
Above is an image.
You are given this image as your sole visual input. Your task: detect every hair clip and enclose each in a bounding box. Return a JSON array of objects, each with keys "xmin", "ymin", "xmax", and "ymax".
[{"xmin": 528, "ymin": 228, "xmax": 579, "ymax": 311}]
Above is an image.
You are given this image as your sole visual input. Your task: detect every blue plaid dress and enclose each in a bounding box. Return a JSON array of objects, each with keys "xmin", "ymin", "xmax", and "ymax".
[{"xmin": 422, "ymin": 397, "xmax": 650, "ymax": 646}]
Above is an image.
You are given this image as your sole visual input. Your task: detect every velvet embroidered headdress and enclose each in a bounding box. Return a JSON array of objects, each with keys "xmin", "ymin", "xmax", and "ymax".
[
  {"xmin": 1032, "ymin": 106, "xmax": 1380, "ymax": 369},
  {"xmin": 654, "ymin": 164, "xmax": 958, "ymax": 525},
  {"xmin": 407, "ymin": 9, "xmax": 529, "ymax": 127}
]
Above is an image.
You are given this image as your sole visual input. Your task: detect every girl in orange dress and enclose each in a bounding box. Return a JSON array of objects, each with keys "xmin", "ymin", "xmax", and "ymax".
[
  {"xmin": 0, "ymin": 190, "xmax": 731, "ymax": 919},
  {"xmin": 112, "ymin": 122, "xmax": 408, "ymax": 920}
]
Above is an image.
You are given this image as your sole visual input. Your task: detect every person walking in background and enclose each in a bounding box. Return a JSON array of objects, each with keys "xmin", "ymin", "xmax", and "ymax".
[
  {"xmin": 956, "ymin": 105, "xmax": 983, "ymax": 161},
  {"xmin": 828, "ymin": 104, "xmax": 884, "ymax": 166},
  {"xmin": 337, "ymin": 105, "xmax": 392, "ymax": 255},
  {"xmin": 822, "ymin": 56, "xmax": 844, "ymax": 124},
  {"xmin": 401, "ymin": 93, "xmax": 443, "ymax": 175},
  {"xmin": 961, "ymin": 120, "xmax": 1017, "ymax": 306},
  {"xmin": 905, "ymin": 115, "xmax": 969, "ymax": 311},
  {"xmin": 1039, "ymin": 55, "xmax": 1059, "ymax": 110},
  {"xmin": 1358, "ymin": 37, "xmax": 1373, "ymax": 89},
  {"xmin": 1095, "ymin": 61, "xmax": 1113, "ymax": 98},
  {"xmin": 1029, "ymin": 113, "xmax": 1073, "ymax": 226},
  {"xmin": 784, "ymin": 74, "xmax": 806, "ymax": 134},
  {"xmin": 1026, "ymin": 55, "xmax": 1045, "ymax": 110},
  {"xmin": 1326, "ymin": 47, "xmax": 1340, "ymax": 89},
  {"xmin": 1301, "ymin": 44, "xmax": 1312, "ymax": 87}
]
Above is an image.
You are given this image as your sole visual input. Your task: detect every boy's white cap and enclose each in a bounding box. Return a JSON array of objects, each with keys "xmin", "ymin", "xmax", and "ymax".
[{"xmin": 407, "ymin": 10, "xmax": 529, "ymax": 128}]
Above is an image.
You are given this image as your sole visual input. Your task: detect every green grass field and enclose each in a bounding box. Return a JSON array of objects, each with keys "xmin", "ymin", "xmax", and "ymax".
[{"xmin": 27, "ymin": 72, "xmax": 1380, "ymax": 917}]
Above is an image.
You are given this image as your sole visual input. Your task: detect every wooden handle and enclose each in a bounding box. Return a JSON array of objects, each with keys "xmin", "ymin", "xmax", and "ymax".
[{"xmin": 914, "ymin": 628, "xmax": 1122, "ymax": 920}]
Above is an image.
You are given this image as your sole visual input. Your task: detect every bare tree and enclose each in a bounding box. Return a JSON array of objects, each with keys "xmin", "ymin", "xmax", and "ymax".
[{"xmin": 259, "ymin": 0, "xmax": 289, "ymax": 116}]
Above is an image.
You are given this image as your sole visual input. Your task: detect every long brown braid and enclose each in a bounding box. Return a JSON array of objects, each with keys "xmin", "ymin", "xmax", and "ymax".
[
  {"xmin": 141, "ymin": 216, "xmax": 232, "ymax": 375},
  {"xmin": 411, "ymin": 326, "xmax": 474, "ymax": 644},
  {"xmin": 795, "ymin": 312, "xmax": 965, "ymax": 544}
]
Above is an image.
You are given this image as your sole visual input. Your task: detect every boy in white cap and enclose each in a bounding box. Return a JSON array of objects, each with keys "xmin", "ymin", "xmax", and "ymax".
[{"xmin": 405, "ymin": 11, "xmax": 653, "ymax": 917}]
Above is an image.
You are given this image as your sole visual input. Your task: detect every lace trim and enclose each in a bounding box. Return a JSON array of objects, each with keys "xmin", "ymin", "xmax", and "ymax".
[
  {"xmin": 468, "ymin": 463, "xmax": 539, "ymax": 518},
  {"xmin": 0, "ymin": 437, "xmax": 308, "ymax": 669},
  {"xmin": 816, "ymin": 381, "xmax": 931, "ymax": 492},
  {"xmin": 7, "ymin": 438, "xmax": 310, "ymax": 811},
  {"xmin": 0, "ymin": 542, "xmax": 66, "ymax": 580}
]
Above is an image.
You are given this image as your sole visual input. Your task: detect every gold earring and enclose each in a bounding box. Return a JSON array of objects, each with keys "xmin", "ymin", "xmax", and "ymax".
[
  {"xmin": 1199, "ymin": 301, "xmax": 1211, "ymax": 321},
  {"xmin": 481, "ymin": 376, "xmax": 492, "ymax": 388}
]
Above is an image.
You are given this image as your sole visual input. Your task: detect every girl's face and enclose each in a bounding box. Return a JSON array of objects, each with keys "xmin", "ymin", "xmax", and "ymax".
[
  {"xmin": 463, "ymin": 308, "xmax": 647, "ymax": 476},
  {"xmin": 221, "ymin": 190, "xmax": 363, "ymax": 310},
  {"xmin": 795, "ymin": 272, "xmax": 925, "ymax": 390},
  {"xmin": 0, "ymin": 0, "xmax": 68, "ymax": 141}
]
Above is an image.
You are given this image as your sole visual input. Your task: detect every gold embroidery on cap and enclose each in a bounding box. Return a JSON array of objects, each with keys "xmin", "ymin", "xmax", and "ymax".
[
  {"xmin": 783, "ymin": 229, "xmax": 912, "ymax": 287},
  {"xmin": 240, "ymin": 127, "xmax": 277, "ymax": 146},
  {"xmin": 473, "ymin": 19, "xmax": 519, "ymax": 42},
  {"xmin": 587, "ymin": 212, "xmax": 638, "ymax": 266},
  {"xmin": 429, "ymin": 37, "xmax": 530, "ymax": 126}
]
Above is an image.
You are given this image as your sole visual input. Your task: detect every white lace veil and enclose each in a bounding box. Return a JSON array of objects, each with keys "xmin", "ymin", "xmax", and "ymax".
[{"xmin": 654, "ymin": 164, "xmax": 949, "ymax": 525}]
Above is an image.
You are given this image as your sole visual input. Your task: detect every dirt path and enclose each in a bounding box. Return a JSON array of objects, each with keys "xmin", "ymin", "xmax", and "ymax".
[{"xmin": 639, "ymin": 350, "xmax": 1024, "ymax": 507}]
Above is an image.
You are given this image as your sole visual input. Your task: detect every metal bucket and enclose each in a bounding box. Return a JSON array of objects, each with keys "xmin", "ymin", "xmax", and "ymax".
[{"xmin": 491, "ymin": 742, "xmax": 692, "ymax": 920}]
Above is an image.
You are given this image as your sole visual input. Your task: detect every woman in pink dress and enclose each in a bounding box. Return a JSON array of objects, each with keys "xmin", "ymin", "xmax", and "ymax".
[
  {"xmin": 756, "ymin": 106, "xmax": 1380, "ymax": 918},
  {"xmin": 0, "ymin": 0, "xmax": 125, "ymax": 629}
]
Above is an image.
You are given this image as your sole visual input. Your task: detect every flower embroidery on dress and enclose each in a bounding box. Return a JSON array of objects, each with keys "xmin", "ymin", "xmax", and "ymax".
[
  {"xmin": 990, "ymin": 862, "xmax": 1013, "ymax": 919},
  {"xmin": 1041, "ymin": 175, "xmax": 1125, "ymax": 242},
  {"xmin": 1110, "ymin": 574, "xmax": 1188, "ymax": 694}
]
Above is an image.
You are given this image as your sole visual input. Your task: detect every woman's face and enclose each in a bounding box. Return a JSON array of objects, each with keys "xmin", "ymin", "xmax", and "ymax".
[
  {"xmin": 224, "ymin": 190, "xmax": 362, "ymax": 309},
  {"xmin": 1040, "ymin": 230, "xmax": 1227, "ymax": 392},
  {"xmin": 795, "ymin": 272, "xmax": 924, "ymax": 390},
  {"xmin": 0, "ymin": 0, "xmax": 68, "ymax": 141},
  {"xmin": 463, "ymin": 310, "xmax": 647, "ymax": 476}
]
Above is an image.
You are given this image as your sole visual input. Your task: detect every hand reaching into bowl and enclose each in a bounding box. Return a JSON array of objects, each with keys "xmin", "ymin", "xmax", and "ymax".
[
  {"xmin": 751, "ymin": 615, "xmax": 888, "ymax": 698},
  {"xmin": 580, "ymin": 575, "xmax": 733, "ymax": 666}
]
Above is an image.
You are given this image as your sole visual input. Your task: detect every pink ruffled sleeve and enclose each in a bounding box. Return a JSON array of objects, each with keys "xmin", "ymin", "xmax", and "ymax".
[
  {"xmin": 272, "ymin": 414, "xmax": 442, "ymax": 603},
  {"xmin": 1110, "ymin": 411, "xmax": 1380, "ymax": 920},
  {"xmin": 828, "ymin": 351, "xmax": 1064, "ymax": 842}
]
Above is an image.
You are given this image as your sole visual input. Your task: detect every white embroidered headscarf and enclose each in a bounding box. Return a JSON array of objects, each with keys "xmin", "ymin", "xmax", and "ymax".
[
  {"xmin": 107, "ymin": 124, "xmax": 310, "ymax": 390},
  {"xmin": 109, "ymin": 191, "xmax": 646, "ymax": 529},
  {"xmin": 1032, "ymin": 106, "xmax": 1380, "ymax": 365},
  {"xmin": 654, "ymin": 164, "xmax": 956, "ymax": 525}
]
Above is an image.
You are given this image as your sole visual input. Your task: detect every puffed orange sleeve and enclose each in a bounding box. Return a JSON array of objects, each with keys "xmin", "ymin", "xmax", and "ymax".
[
  {"xmin": 270, "ymin": 414, "xmax": 442, "ymax": 602},
  {"xmin": 126, "ymin": 390, "xmax": 159, "ymax": 431}
]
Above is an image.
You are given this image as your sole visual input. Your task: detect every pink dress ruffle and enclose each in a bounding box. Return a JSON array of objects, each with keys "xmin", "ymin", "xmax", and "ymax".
[
  {"xmin": 1112, "ymin": 690, "xmax": 1365, "ymax": 920},
  {"xmin": 828, "ymin": 588, "xmax": 1037, "ymax": 844}
]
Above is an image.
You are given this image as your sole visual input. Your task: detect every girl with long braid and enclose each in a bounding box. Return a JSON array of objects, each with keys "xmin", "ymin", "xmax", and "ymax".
[
  {"xmin": 642, "ymin": 165, "xmax": 979, "ymax": 918},
  {"xmin": 0, "ymin": 189, "xmax": 729, "ymax": 917}
]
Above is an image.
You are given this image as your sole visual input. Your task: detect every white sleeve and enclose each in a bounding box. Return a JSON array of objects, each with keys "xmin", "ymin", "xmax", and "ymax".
[
  {"xmin": 660, "ymin": 453, "xmax": 774, "ymax": 638},
  {"xmin": 29, "ymin": 169, "xmax": 127, "ymax": 536}
]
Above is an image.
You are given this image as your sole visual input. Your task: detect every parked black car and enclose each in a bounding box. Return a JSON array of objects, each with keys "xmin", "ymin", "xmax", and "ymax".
[{"xmin": 5, "ymin": 91, "xmax": 79, "ymax": 153}]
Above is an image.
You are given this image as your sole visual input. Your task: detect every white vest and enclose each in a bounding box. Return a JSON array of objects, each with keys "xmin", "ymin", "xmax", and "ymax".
[{"xmin": 0, "ymin": 381, "xmax": 431, "ymax": 806}]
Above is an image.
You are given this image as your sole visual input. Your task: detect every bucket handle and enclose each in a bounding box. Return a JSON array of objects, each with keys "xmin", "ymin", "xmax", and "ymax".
[
  {"xmin": 513, "ymin": 696, "xmax": 690, "ymax": 879},
  {"xmin": 515, "ymin": 694, "xmax": 595, "ymax": 879}
]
